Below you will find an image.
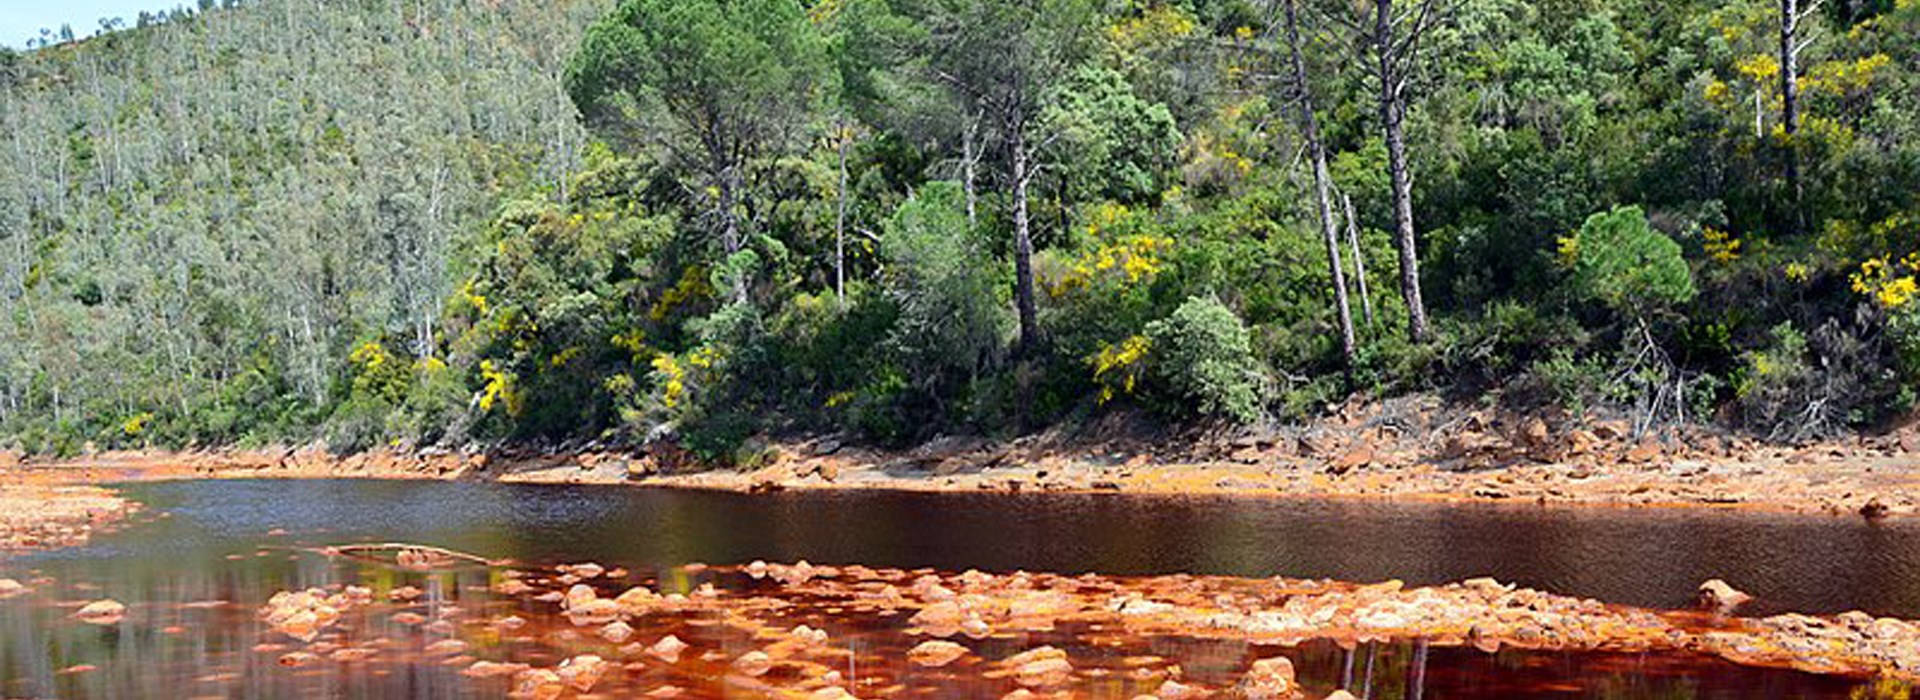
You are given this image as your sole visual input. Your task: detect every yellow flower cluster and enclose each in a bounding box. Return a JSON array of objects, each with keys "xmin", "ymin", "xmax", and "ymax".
[
  {"xmin": 651, "ymin": 346, "xmax": 720, "ymax": 411},
  {"xmin": 1703, "ymin": 226, "xmax": 1742, "ymax": 263},
  {"xmin": 1851, "ymin": 254, "xmax": 1920, "ymax": 310},
  {"xmin": 1091, "ymin": 335, "xmax": 1151, "ymax": 404},
  {"xmin": 478, "ymin": 360, "xmax": 522, "ymax": 415},
  {"xmin": 1107, "ymin": 4, "xmax": 1196, "ymax": 54},
  {"xmin": 651, "ymin": 354, "xmax": 686, "ymax": 409},
  {"xmin": 1049, "ymin": 204, "xmax": 1171, "ymax": 298},
  {"xmin": 122, "ymin": 412, "xmax": 154, "ymax": 437}
]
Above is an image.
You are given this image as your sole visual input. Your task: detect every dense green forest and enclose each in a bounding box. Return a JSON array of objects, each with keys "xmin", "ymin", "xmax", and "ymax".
[{"xmin": 1, "ymin": 0, "xmax": 1917, "ymax": 461}]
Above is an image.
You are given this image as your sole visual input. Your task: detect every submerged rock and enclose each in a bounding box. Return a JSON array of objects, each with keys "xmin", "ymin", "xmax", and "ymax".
[{"xmin": 74, "ymin": 599, "xmax": 126, "ymax": 625}]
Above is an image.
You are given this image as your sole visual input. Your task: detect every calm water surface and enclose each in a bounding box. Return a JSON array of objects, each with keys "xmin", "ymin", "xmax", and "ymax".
[{"xmin": 1, "ymin": 478, "xmax": 1915, "ymax": 699}]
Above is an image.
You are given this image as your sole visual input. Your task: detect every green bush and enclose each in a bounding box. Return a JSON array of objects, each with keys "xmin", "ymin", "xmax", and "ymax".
[
  {"xmin": 1561, "ymin": 206, "xmax": 1695, "ymax": 314},
  {"xmin": 881, "ymin": 182, "xmax": 1013, "ymax": 397},
  {"xmin": 1144, "ymin": 296, "xmax": 1266, "ymax": 424}
]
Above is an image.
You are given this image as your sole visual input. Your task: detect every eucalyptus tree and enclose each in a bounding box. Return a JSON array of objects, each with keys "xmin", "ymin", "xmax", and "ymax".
[{"xmin": 565, "ymin": 0, "xmax": 832, "ymax": 302}]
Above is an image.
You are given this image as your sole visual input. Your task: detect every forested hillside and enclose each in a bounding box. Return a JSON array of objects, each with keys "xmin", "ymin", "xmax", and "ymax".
[{"xmin": 2, "ymin": 0, "xmax": 1918, "ymax": 462}]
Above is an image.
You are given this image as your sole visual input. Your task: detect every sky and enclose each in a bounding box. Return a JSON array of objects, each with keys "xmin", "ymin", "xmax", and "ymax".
[{"xmin": 0, "ymin": 1, "xmax": 174, "ymax": 49}]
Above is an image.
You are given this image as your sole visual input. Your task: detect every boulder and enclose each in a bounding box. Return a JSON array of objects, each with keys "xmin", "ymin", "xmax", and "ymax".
[
  {"xmin": 647, "ymin": 635, "xmax": 689, "ymax": 663},
  {"xmin": 907, "ymin": 640, "xmax": 970, "ymax": 668},
  {"xmin": 1239, "ymin": 656, "xmax": 1298, "ymax": 699},
  {"xmin": 73, "ymin": 599, "xmax": 126, "ymax": 626},
  {"xmin": 1697, "ymin": 579, "xmax": 1751, "ymax": 615},
  {"xmin": 556, "ymin": 655, "xmax": 608, "ymax": 692},
  {"xmin": 733, "ymin": 651, "xmax": 774, "ymax": 677}
]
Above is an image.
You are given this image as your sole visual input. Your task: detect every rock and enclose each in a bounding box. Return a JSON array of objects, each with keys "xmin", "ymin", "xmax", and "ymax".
[
  {"xmin": 600, "ymin": 620, "xmax": 635, "ymax": 643},
  {"xmin": 733, "ymin": 650, "xmax": 774, "ymax": 677},
  {"xmin": 564, "ymin": 583, "xmax": 598, "ymax": 609},
  {"xmin": 73, "ymin": 599, "xmax": 126, "ymax": 625},
  {"xmin": 1861, "ymin": 498, "xmax": 1891, "ymax": 520},
  {"xmin": 1697, "ymin": 579, "xmax": 1752, "ymax": 614},
  {"xmin": 1156, "ymin": 679, "xmax": 1210, "ymax": 699},
  {"xmin": 1521, "ymin": 418, "xmax": 1551, "ymax": 448},
  {"xmin": 1328, "ymin": 448, "xmax": 1373, "ymax": 475},
  {"xmin": 1239, "ymin": 656, "xmax": 1298, "ymax": 699},
  {"xmin": 1566, "ymin": 429, "xmax": 1599, "ymax": 456},
  {"xmin": 510, "ymin": 668, "xmax": 565, "ymax": 700},
  {"xmin": 556, "ymin": 655, "xmax": 608, "ymax": 692},
  {"xmin": 1325, "ymin": 693, "xmax": 1358, "ymax": 700},
  {"xmin": 0, "ymin": 578, "xmax": 26, "ymax": 598},
  {"xmin": 907, "ymin": 640, "xmax": 970, "ymax": 667},
  {"xmin": 1005, "ymin": 646, "xmax": 1073, "ymax": 688},
  {"xmin": 425, "ymin": 639, "xmax": 470, "ymax": 655},
  {"xmin": 810, "ymin": 688, "xmax": 859, "ymax": 700},
  {"xmin": 567, "ymin": 599, "xmax": 622, "ymax": 626},
  {"xmin": 277, "ymin": 651, "xmax": 319, "ymax": 667},
  {"xmin": 648, "ymin": 635, "xmax": 689, "ymax": 663},
  {"xmin": 463, "ymin": 660, "xmax": 532, "ymax": 678},
  {"xmin": 1625, "ymin": 439, "xmax": 1662, "ymax": 464}
]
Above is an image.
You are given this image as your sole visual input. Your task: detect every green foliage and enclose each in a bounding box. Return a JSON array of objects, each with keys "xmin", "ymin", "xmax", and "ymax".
[
  {"xmin": 1144, "ymin": 296, "xmax": 1266, "ymax": 424},
  {"xmin": 882, "ymin": 182, "xmax": 1011, "ymax": 382},
  {"xmin": 1561, "ymin": 206, "xmax": 1696, "ymax": 313},
  {"xmin": 6, "ymin": 0, "xmax": 1920, "ymax": 456}
]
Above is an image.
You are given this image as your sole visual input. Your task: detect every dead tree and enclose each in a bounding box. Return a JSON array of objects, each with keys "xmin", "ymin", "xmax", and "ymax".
[
  {"xmin": 1781, "ymin": 0, "xmax": 1821, "ymax": 235},
  {"xmin": 1326, "ymin": 0, "xmax": 1457, "ymax": 342},
  {"xmin": 1281, "ymin": 0, "xmax": 1358, "ymax": 374}
]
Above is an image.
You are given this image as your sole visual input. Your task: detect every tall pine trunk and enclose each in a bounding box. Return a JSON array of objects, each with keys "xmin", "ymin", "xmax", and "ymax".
[
  {"xmin": 1780, "ymin": 0, "xmax": 1805, "ymax": 235},
  {"xmin": 1376, "ymin": 0, "xmax": 1429, "ymax": 342},
  {"xmin": 1284, "ymin": 0, "xmax": 1356, "ymax": 375}
]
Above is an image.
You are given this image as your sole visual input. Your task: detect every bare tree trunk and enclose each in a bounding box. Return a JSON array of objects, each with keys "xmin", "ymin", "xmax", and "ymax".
[
  {"xmin": 963, "ymin": 112, "xmax": 980, "ymax": 227},
  {"xmin": 1343, "ymin": 191, "xmax": 1376, "ymax": 328},
  {"xmin": 1010, "ymin": 119, "xmax": 1039, "ymax": 355},
  {"xmin": 1375, "ymin": 0, "xmax": 1430, "ymax": 342},
  {"xmin": 835, "ymin": 117, "xmax": 850, "ymax": 306},
  {"xmin": 1780, "ymin": 0, "xmax": 1810, "ymax": 235},
  {"xmin": 1284, "ymin": 0, "xmax": 1356, "ymax": 375}
]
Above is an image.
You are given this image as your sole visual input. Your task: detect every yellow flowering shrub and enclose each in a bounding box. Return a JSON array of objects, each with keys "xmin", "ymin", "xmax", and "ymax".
[
  {"xmin": 1091, "ymin": 335, "xmax": 1151, "ymax": 404},
  {"xmin": 1047, "ymin": 203, "xmax": 1172, "ymax": 298},
  {"xmin": 1702, "ymin": 226, "xmax": 1742, "ymax": 263},
  {"xmin": 478, "ymin": 360, "xmax": 522, "ymax": 415},
  {"xmin": 1851, "ymin": 253, "xmax": 1920, "ymax": 310}
]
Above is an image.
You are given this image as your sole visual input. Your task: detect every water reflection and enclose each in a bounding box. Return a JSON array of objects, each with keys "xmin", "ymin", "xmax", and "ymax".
[{"xmin": 0, "ymin": 479, "xmax": 1916, "ymax": 698}]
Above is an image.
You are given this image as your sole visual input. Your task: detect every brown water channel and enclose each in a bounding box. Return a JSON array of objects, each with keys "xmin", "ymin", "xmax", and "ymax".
[{"xmin": 2, "ymin": 478, "xmax": 1916, "ymax": 698}]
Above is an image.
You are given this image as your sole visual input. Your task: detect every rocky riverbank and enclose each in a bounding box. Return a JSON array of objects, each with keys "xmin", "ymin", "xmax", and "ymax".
[
  {"xmin": 7, "ymin": 397, "xmax": 1920, "ymax": 518},
  {"xmin": 0, "ymin": 466, "xmax": 136, "ymax": 553}
]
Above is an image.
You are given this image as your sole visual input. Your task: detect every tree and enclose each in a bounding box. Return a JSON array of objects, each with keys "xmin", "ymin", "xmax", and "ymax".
[
  {"xmin": 914, "ymin": 0, "xmax": 1099, "ymax": 354},
  {"xmin": 566, "ymin": 0, "xmax": 831, "ymax": 301},
  {"xmin": 1560, "ymin": 206, "xmax": 1695, "ymax": 316},
  {"xmin": 1779, "ymin": 0, "xmax": 1820, "ymax": 235},
  {"xmin": 1280, "ymin": 0, "xmax": 1358, "ymax": 376},
  {"xmin": 1326, "ymin": 0, "xmax": 1456, "ymax": 342}
]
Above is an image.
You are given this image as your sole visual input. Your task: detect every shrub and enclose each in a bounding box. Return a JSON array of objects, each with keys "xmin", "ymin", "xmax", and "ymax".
[
  {"xmin": 881, "ymin": 182, "xmax": 1012, "ymax": 396},
  {"xmin": 1144, "ymin": 296, "xmax": 1266, "ymax": 424},
  {"xmin": 1559, "ymin": 205, "xmax": 1695, "ymax": 314}
]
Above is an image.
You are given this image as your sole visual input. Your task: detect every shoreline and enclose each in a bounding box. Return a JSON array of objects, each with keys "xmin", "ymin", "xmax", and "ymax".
[{"xmin": 8, "ymin": 424, "xmax": 1920, "ymax": 520}]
